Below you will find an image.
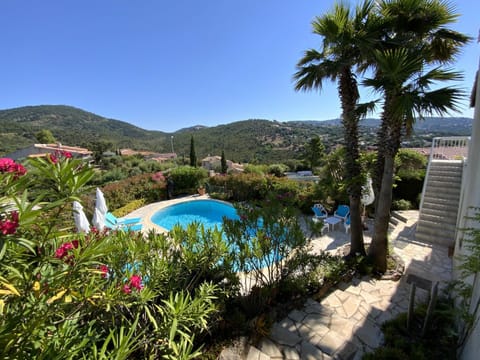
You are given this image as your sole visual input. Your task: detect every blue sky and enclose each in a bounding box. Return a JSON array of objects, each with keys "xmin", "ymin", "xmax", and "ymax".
[{"xmin": 1, "ymin": 0, "xmax": 478, "ymax": 132}]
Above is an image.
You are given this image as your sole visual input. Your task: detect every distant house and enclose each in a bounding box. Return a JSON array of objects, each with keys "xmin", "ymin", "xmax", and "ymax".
[
  {"xmin": 201, "ymin": 156, "xmax": 222, "ymax": 171},
  {"xmin": 5, "ymin": 143, "xmax": 92, "ymax": 161},
  {"xmin": 119, "ymin": 149, "xmax": 177, "ymax": 162},
  {"xmin": 201, "ymin": 155, "xmax": 244, "ymax": 173}
]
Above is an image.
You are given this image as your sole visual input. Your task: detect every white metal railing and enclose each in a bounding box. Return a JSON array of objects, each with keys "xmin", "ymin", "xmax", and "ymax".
[
  {"xmin": 429, "ymin": 136, "xmax": 470, "ymax": 161},
  {"xmin": 419, "ymin": 136, "xmax": 470, "ymax": 213}
]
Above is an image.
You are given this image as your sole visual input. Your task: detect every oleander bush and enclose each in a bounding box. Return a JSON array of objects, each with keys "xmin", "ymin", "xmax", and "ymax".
[
  {"xmin": 0, "ymin": 155, "xmax": 234, "ymax": 359},
  {"xmin": 169, "ymin": 165, "xmax": 208, "ymax": 194},
  {"xmin": 207, "ymin": 172, "xmax": 316, "ymax": 207},
  {"xmin": 100, "ymin": 171, "xmax": 167, "ymax": 211}
]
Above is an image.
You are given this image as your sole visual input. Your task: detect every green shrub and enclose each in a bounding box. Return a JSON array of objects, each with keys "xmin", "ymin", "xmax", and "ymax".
[
  {"xmin": 0, "ymin": 156, "xmax": 235, "ymax": 359},
  {"xmin": 101, "ymin": 172, "xmax": 166, "ymax": 210},
  {"xmin": 169, "ymin": 166, "xmax": 208, "ymax": 194},
  {"xmin": 392, "ymin": 199, "xmax": 413, "ymax": 210},
  {"xmin": 364, "ymin": 297, "xmax": 458, "ymax": 360},
  {"xmin": 243, "ymin": 164, "xmax": 268, "ymax": 175},
  {"xmin": 267, "ymin": 164, "xmax": 288, "ymax": 177},
  {"xmin": 112, "ymin": 199, "xmax": 146, "ymax": 217}
]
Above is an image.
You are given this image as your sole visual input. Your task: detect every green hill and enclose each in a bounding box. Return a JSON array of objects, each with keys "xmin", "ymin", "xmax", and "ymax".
[
  {"xmin": 0, "ymin": 105, "xmax": 168, "ymax": 155},
  {"xmin": 0, "ymin": 105, "xmax": 473, "ymax": 163}
]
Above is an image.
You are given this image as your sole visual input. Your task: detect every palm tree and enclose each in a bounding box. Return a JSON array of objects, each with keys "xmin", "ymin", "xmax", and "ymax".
[
  {"xmin": 366, "ymin": 0, "xmax": 470, "ymax": 272},
  {"xmin": 294, "ymin": 0, "xmax": 378, "ymax": 257}
]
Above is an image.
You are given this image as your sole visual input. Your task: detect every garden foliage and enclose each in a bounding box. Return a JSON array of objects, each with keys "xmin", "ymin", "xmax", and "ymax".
[{"xmin": 0, "ymin": 155, "xmax": 230, "ymax": 359}]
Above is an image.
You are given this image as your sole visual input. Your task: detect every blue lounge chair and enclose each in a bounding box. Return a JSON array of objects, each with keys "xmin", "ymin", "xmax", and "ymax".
[
  {"xmin": 344, "ymin": 214, "xmax": 351, "ymax": 233},
  {"xmin": 105, "ymin": 216, "xmax": 143, "ymax": 232},
  {"xmin": 105, "ymin": 212, "xmax": 141, "ymax": 226},
  {"xmin": 334, "ymin": 205, "xmax": 350, "ymax": 222},
  {"xmin": 312, "ymin": 204, "xmax": 328, "ymax": 220}
]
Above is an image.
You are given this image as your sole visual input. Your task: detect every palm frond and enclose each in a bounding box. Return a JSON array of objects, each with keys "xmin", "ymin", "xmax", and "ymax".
[
  {"xmin": 414, "ymin": 86, "xmax": 465, "ymax": 116},
  {"xmin": 356, "ymin": 100, "xmax": 379, "ymax": 118}
]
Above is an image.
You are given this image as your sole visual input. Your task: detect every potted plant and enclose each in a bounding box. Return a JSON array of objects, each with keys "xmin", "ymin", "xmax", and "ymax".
[{"xmin": 197, "ymin": 182, "xmax": 206, "ymax": 195}]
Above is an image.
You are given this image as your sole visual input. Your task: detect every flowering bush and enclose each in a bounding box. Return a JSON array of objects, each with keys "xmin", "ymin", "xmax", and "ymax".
[
  {"xmin": 0, "ymin": 211, "xmax": 19, "ymax": 235},
  {"xmin": 0, "ymin": 154, "xmax": 229, "ymax": 359}
]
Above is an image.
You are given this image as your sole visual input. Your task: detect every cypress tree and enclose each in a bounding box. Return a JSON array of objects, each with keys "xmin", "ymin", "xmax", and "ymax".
[
  {"xmin": 189, "ymin": 136, "xmax": 197, "ymax": 167},
  {"xmin": 221, "ymin": 150, "xmax": 228, "ymax": 174}
]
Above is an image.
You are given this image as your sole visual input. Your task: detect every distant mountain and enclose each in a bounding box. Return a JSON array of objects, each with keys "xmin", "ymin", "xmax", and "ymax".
[
  {"xmin": 0, "ymin": 105, "xmax": 168, "ymax": 154},
  {"xmin": 292, "ymin": 117, "xmax": 472, "ymax": 135},
  {"xmin": 0, "ymin": 105, "xmax": 473, "ymax": 163}
]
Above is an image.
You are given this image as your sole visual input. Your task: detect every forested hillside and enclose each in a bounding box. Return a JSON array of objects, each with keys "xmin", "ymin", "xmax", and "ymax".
[
  {"xmin": 0, "ymin": 105, "xmax": 168, "ymax": 154},
  {"xmin": 0, "ymin": 105, "xmax": 472, "ymax": 163}
]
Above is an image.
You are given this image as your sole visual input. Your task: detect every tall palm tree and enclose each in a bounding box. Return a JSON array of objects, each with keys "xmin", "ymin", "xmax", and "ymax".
[
  {"xmin": 366, "ymin": 0, "xmax": 470, "ymax": 272},
  {"xmin": 294, "ymin": 0, "xmax": 378, "ymax": 257}
]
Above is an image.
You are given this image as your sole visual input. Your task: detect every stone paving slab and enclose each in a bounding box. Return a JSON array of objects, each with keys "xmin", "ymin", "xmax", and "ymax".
[{"xmin": 217, "ymin": 210, "xmax": 453, "ymax": 359}]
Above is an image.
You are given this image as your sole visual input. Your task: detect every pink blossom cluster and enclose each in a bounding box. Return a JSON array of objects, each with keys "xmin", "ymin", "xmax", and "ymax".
[
  {"xmin": 122, "ymin": 274, "xmax": 144, "ymax": 294},
  {"xmin": 54, "ymin": 240, "xmax": 79, "ymax": 263},
  {"xmin": 0, "ymin": 158, "xmax": 27, "ymax": 177},
  {"xmin": 151, "ymin": 171, "xmax": 165, "ymax": 182},
  {"xmin": 99, "ymin": 264, "xmax": 110, "ymax": 278},
  {"xmin": 0, "ymin": 211, "xmax": 19, "ymax": 235},
  {"xmin": 49, "ymin": 150, "xmax": 73, "ymax": 164}
]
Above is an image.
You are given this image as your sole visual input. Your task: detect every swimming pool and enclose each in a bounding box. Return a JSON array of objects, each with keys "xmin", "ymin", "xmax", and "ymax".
[{"xmin": 150, "ymin": 199, "xmax": 239, "ymax": 231}]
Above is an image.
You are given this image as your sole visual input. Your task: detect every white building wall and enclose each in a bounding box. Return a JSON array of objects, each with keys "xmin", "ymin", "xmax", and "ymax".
[{"xmin": 456, "ymin": 63, "xmax": 480, "ymax": 359}]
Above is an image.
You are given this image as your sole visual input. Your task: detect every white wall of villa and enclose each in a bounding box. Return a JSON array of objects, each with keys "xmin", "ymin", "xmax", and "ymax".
[{"xmin": 455, "ymin": 63, "xmax": 480, "ymax": 360}]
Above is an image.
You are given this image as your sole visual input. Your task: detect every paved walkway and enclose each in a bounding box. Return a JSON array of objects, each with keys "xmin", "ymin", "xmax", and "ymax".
[{"xmin": 220, "ymin": 210, "xmax": 453, "ymax": 360}]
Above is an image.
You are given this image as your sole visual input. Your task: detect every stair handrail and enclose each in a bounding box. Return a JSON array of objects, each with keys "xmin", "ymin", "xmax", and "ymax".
[{"xmin": 419, "ymin": 136, "xmax": 470, "ymax": 213}]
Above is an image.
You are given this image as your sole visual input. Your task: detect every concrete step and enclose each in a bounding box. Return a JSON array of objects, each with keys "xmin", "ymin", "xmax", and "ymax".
[
  {"xmin": 416, "ymin": 219, "xmax": 456, "ymax": 236},
  {"xmin": 430, "ymin": 160, "xmax": 463, "ymax": 168},
  {"xmin": 428, "ymin": 171, "xmax": 462, "ymax": 183},
  {"xmin": 424, "ymin": 183, "xmax": 461, "ymax": 196},
  {"xmin": 426, "ymin": 180, "xmax": 461, "ymax": 191},
  {"xmin": 389, "ymin": 216, "xmax": 399, "ymax": 226},
  {"xmin": 415, "ymin": 231, "xmax": 455, "ymax": 247},
  {"xmin": 418, "ymin": 213, "xmax": 457, "ymax": 228},
  {"xmin": 424, "ymin": 186, "xmax": 460, "ymax": 199},
  {"xmin": 423, "ymin": 192, "xmax": 461, "ymax": 203},
  {"xmin": 421, "ymin": 206, "xmax": 460, "ymax": 219},
  {"xmin": 391, "ymin": 211, "xmax": 408, "ymax": 223},
  {"xmin": 422, "ymin": 196, "xmax": 459, "ymax": 207}
]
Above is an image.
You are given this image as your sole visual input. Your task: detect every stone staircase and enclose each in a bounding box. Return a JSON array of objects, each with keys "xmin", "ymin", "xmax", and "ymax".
[{"xmin": 415, "ymin": 160, "xmax": 463, "ymax": 247}]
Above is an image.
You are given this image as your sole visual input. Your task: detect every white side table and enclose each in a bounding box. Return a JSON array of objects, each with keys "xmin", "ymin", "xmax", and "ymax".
[{"xmin": 324, "ymin": 216, "xmax": 342, "ymax": 231}]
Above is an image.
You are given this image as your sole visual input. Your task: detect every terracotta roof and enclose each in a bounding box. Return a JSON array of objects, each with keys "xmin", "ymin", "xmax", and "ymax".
[{"xmin": 34, "ymin": 143, "xmax": 92, "ymax": 155}]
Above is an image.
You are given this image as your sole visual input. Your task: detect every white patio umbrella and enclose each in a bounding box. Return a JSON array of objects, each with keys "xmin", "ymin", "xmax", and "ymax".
[
  {"xmin": 361, "ymin": 176, "xmax": 375, "ymax": 228},
  {"xmin": 73, "ymin": 201, "xmax": 90, "ymax": 233},
  {"xmin": 92, "ymin": 207, "xmax": 106, "ymax": 231},
  {"xmin": 92, "ymin": 188, "xmax": 108, "ymax": 230},
  {"xmin": 361, "ymin": 176, "xmax": 375, "ymax": 206}
]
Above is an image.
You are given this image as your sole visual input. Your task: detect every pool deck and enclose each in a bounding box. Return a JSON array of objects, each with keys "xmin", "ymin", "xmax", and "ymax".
[{"xmin": 123, "ymin": 194, "xmax": 211, "ymax": 234}]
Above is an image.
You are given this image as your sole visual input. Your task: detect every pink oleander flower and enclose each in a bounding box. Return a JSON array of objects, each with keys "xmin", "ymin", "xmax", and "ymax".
[
  {"xmin": 0, "ymin": 158, "xmax": 27, "ymax": 178},
  {"xmin": 122, "ymin": 284, "xmax": 132, "ymax": 294},
  {"xmin": 54, "ymin": 240, "xmax": 79, "ymax": 262},
  {"xmin": 49, "ymin": 151, "xmax": 73, "ymax": 164},
  {"xmin": 61, "ymin": 151, "xmax": 72, "ymax": 159},
  {"xmin": 0, "ymin": 211, "xmax": 19, "ymax": 235},
  {"xmin": 100, "ymin": 265, "xmax": 109, "ymax": 278},
  {"xmin": 151, "ymin": 171, "xmax": 165, "ymax": 182},
  {"xmin": 129, "ymin": 275, "xmax": 143, "ymax": 290},
  {"xmin": 49, "ymin": 153, "xmax": 58, "ymax": 164}
]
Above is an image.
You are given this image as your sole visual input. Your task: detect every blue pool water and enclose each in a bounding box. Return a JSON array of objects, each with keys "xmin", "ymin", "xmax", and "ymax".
[{"xmin": 151, "ymin": 199, "xmax": 239, "ymax": 231}]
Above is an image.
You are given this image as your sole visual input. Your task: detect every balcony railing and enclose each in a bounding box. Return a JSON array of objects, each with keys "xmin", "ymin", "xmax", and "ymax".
[{"xmin": 429, "ymin": 136, "xmax": 470, "ymax": 161}]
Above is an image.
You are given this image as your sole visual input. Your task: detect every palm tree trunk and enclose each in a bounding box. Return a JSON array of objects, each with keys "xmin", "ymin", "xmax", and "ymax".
[
  {"xmin": 349, "ymin": 195, "xmax": 365, "ymax": 255},
  {"xmin": 368, "ymin": 153, "xmax": 394, "ymax": 272},
  {"xmin": 338, "ymin": 68, "xmax": 366, "ymax": 257}
]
